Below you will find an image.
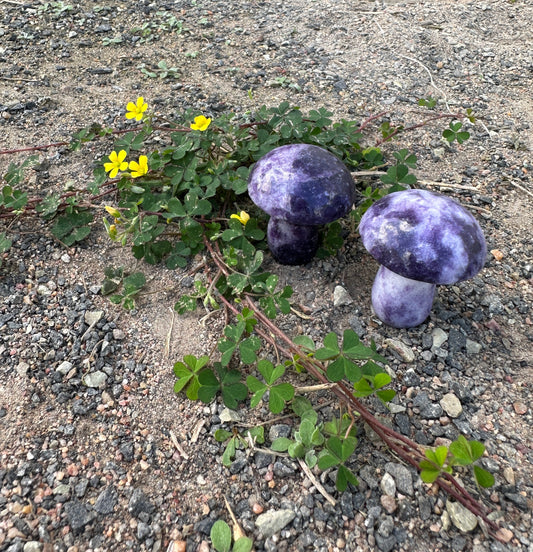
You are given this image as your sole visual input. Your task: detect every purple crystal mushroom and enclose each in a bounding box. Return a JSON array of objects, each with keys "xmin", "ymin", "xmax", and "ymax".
[
  {"xmin": 359, "ymin": 189, "xmax": 487, "ymax": 328},
  {"xmin": 248, "ymin": 144, "xmax": 355, "ymax": 265}
]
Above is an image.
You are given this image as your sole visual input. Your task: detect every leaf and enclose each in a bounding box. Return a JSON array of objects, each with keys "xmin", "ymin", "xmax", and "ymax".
[
  {"xmin": 325, "ymin": 436, "xmax": 357, "ymax": 462},
  {"xmin": 292, "ymin": 335, "xmax": 315, "ymax": 352},
  {"xmin": 246, "ymin": 374, "xmax": 266, "ymax": 393},
  {"xmin": 218, "ymin": 339, "xmax": 237, "ymax": 367},
  {"xmin": 222, "ymin": 228, "xmax": 243, "ymax": 242},
  {"xmin": 123, "ymin": 272, "xmax": 146, "ymax": 290},
  {"xmin": 373, "ymin": 372, "xmax": 391, "ymax": 389},
  {"xmin": 311, "ymin": 427, "xmax": 325, "ymax": 447},
  {"xmin": 315, "ymin": 334, "xmax": 339, "ymax": 359},
  {"xmin": 35, "ymin": 194, "xmax": 61, "ymax": 218},
  {"xmin": 269, "ymin": 383, "xmax": 294, "ymax": 414},
  {"xmin": 222, "ymin": 437, "xmax": 237, "ymax": 467},
  {"xmin": 291, "ymin": 396, "xmax": 314, "ymax": 418},
  {"xmin": 173, "ymin": 363, "xmax": 193, "ymax": 388},
  {"xmin": 341, "ymin": 329, "xmax": 361, "ymax": 353},
  {"xmin": 233, "ymin": 537, "xmax": 253, "ymax": 552},
  {"xmin": 326, "ymin": 357, "xmax": 346, "ymax": 382},
  {"xmin": 288, "ymin": 441, "xmax": 306, "ymax": 458},
  {"xmin": 442, "ymin": 129, "xmax": 456, "ymax": 142},
  {"xmin": 266, "ymin": 364, "xmax": 285, "ymax": 386},
  {"xmin": 268, "ymin": 391, "xmax": 285, "ymax": 415},
  {"xmin": 473, "ymin": 465, "xmax": 495, "ymax": 488},
  {"xmin": 174, "ymin": 294, "xmax": 198, "ymax": 314},
  {"xmin": 344, "ymin": 359, "xmax": 362, "ymax": 383},
  {"xmin": 239, "ymin": 336, "xmax": 261, "ymax": 364},
  {"xmin": 304, "ymin": 449, "xmax": 317, "ymax": 468},
  {"xmin": 214, "ymin": 429, "xmax": 233, "ymax": 442},
  {"xmin": 419, "ymin": 459, "xmax": 442, "ymax": 483},
  {"xmin": 122, "ymin": 297, "xmax": 135, "ymax": 311},
  {"xmin": 264, "ymin": 273, "xmax": 278, "ymax": 293},
  {"xmin": 449, "ymin": 435, "xmax": 473, "ymax": 465},
  {"xmin": 317, "ymin": 451, "xmax": 339, "ymax": 470},
  {"xmin": 468, "ymin": 440, "xmax": 485, "ymax": 462},
  {"xmin": 185, "ymin": 377, "xmax": 201, "ymax": 401},
  {"xmin": 256, "ymin": 359, "xmax": 273, "ymax": 382},
  {"xmin": 109, "ymin": 294, "xmax": 123, "ymax": 305},
  {"xmin": 271, "ymin": 437, "xmax": 292, "ymax": 452},
  {"xmin": 221, "ymin": 382, "xmax": 248, "ymax": 410},
  {"xmin": 101, "ymin": 279, "xmax": 119, "ymax": 295},
  {"xmin": 172, "ymin": 355, "xmax": 209, "ymax": 401},
  {"xmin": 377, "ymin": 389, "xmax": 396, "ymax": 403},
  {"xmin": 227, "ymin": 273, "xmax": 249, "ymax": 294},
  {"xmin": 336, "ymin": 465, "xmax": 358, "ymax": 492},
  {"xmin": 166, "ymin": 197, "xmax": 186, "ymax": 217},
  {"xmin": 425, "ymin": 446, "xmax": 446, "ymax": 468},
  {"xmin": 197, "ymin": 369, "xmax": 220, "ymax": 403},
  {"xmin": 247, "ymin": 425, "xmax": 265, "ymax": 444},
  {"xmin": 166, "ymin": 241, "xmax": 191, "ymax": 269},
  {"xmin": 0, "ymin": 232, "xmax": 12, "ymax": 256},
  {"xmin": 353, "ymin": 377, "xmax": 373, "ymax": 398}
]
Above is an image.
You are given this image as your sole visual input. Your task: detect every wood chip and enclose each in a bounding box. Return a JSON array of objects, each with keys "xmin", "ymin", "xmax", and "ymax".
[
  {"xmin": 169, "ymin": 430, "xmax": 189, "ymax": 459},
  {"xmin": 190, "ymin": 419, "xmax": 206, "ymax": 443}
]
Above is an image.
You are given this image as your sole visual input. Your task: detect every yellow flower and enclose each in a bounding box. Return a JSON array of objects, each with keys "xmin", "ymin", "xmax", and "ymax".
[
  {"xmin": 108, "ymin": 224, "xmax": 117, "ymax": 240},
  {"xmin": 104, "ymin": 150, "xmax": 128, "ymax": 178},
  {"xmin": 126, "ymin": 97, "xmax": 148, "ymax": 121},
  {"xmin": 129, "ymin": 155, "xmax": 148, "ymax": 178},
  {"xmin": 190, "ymin": 115, "xmax": 212, "ymax": 131},
  {"xmin": 105, "ymin": 206, "xmax": 121, "ymax": 219},
  {"xmin": 230, "ymin": 211, "xmax": 250, "ymax": 225}
]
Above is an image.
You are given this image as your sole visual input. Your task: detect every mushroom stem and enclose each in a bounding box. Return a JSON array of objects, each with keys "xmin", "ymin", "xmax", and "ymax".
[
  {"xmin": 372, "ymin": 266, "xmax": 436, "ymax": 328},
  {"xmin": 267, "ymin": 218, "xmax": 319, "ymax": 265}
]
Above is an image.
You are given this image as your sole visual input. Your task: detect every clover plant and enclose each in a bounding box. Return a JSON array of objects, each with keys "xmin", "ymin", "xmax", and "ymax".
[{"xmin": 0, "ymin": 96, "xmax": 504, "ymax": 540}]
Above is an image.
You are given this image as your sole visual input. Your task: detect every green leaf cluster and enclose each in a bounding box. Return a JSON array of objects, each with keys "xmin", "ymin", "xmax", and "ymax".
[
  {"xmin": 196, "ymin": 363, "xmax": 248, "ymax": 409},
  {"xmin": 215, "ymin": 426, "xmax": 264, "ymax": 468},
  {"xmin": 247, "ymin": 360, "xmax": 295, "ymax": 414},
  {"xmin": 271, "ymin": 398, "xmax": 324, "ymax": 468},
  {"xmin": 443, "ymin": 121, "xmax": 470, "ymax": 144},
  {"xmin": 353, "ymin": 362, "xmax": 396, "ymax": 405},
  {"xmin": 420, "ymin": 435, "xmax": 495, "ymax": 488},
  {"xmin": 217, "ymin": 308, "xmax": 261, "ymax": 366},
  {"xmin": 51, "ymin": 207, "xmax": 93, "ymax": 246},
  {"xmin": 317, "ymin": 436, "xmax": 359, "ymax": 491},
  {"xmin": 101, "ymin": 266, "xmax": 146, "ymax": 310},
  {"xmin": 315, "ymin": 329, "xmax": 387, "ymax": 384}
]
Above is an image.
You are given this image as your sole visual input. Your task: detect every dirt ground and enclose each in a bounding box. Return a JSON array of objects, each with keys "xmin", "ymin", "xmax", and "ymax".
[{"xmin": 1, "ymin": 1, "xmax": 532, "ymax": 551}]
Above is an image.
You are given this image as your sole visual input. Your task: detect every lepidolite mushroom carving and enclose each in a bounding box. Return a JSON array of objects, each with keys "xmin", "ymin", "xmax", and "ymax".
[
  {"xmin": 248, "ymin": 144, "xmax": 355, "ymax": 265},
  {"xmin": 358, "ymin": 189, "xmax": 487, "ymax": 328}
]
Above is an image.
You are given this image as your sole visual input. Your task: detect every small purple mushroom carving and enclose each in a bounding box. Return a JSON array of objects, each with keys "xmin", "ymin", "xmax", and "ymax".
[
  {"xmin": 359, "ymin": 189, "xmax": 487, "ymax": 328},
  {"xmin": 248, "ymin": 144, "xmax": 355, "ymax": 265}
]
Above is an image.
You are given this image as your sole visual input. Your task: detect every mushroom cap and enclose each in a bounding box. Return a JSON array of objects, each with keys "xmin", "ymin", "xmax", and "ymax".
[
  {"xmin": 248, "ymin": 144, "xmax": 355, "ymax": 226},
  {"xmin": 359, "ymin": 189, "xmax": 487, "ymax": 284}
]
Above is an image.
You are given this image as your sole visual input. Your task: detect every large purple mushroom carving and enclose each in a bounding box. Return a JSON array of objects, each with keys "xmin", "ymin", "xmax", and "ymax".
[
  {"xmin": 358, "ymin": 189, "xmax": 487, "ymax": 328},
  {"xmin": 248, "ymin": 144, "xmax": 355, "ymax": 265}
]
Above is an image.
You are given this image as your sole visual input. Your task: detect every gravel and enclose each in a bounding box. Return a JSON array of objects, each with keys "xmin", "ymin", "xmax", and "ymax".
[{"xmin": 1, "ymin": 0, "xmax": 532, "ymax": 551}]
